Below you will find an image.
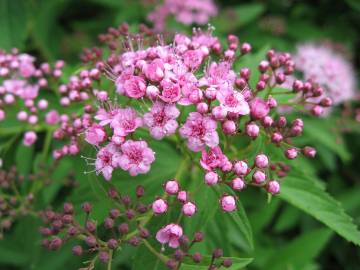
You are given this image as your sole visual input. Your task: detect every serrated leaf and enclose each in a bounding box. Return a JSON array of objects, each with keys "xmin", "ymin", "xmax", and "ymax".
[{"xmin": 279, "ymin": 175, "xmax": 360, "ymax": 245}]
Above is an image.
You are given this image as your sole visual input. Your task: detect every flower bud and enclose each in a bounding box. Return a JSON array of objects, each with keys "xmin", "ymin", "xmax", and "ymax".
[
  {"xmin": 204, "ymin": 171, "xmax": 219, "ymax": 185},
  {"xmin": 182, "ymin": 202, "xmax": 197, "ymax": 217},
  {"xmin": 231, "ymin": 178, "xmax": 246, "ymax": 190},
  {"xmin": 285, "ymin": 148, "xmax": 298, "ymax": 159},
  {"xmin": 222, "ymin": 258, "xmax": 233, "ymax": 268},
  {"xmin": 192, "ymin": 252, "xmax": 202, "ymax": 263},
  {"xmin": 72, "ymin": 245, "xmax": 83, "ymax": 256},
  {"xmin": 233, "ymin": 160, "xmax": 248, "ymax": 176},
  {"xmin": 311, "ymin": 105, "xmax": 324, "ymax": 116},
  {"xmin": 164, "ymin": 180, "xmax": 179, "ymax": 195},
  {"xmin": 152, "ymin": 199, "xmax": 168, "ymax": 214},
  {"xmin": 302, "ymin": 146, "xmax": 316, "ymax": 158},
  {"xmin": 177, "ymin": 191, "xmax": 187, "ymax": 202},
  {"xmin": 222, "ymin": 120, "xmax": 236, "ymax": 135},
  {"xmin": 267, "ymin": 180, "xmax": 280, "ymax": 194},
  {"xmin": 246, "ymin": 122, "xmax": 259, "ymax": 138},
  {"xmin": 271, "ymin": 132, "xmax": 283, "ymax": 143},
  {"xmin": 220, "ymin": 195, "xmax": 236, "ymax": 212},
  {"xmin": 252, "ymin": 170, "xmax": 266, "ymax": 184},
  {"xmin": 255, "ymin": 154, "xmax": 269, "ymax": 168}
]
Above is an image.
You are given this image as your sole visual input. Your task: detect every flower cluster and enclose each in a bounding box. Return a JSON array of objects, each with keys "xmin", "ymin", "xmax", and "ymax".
[
  {"xmin": 293, "ymin": 43, "xmax": 357, "ymax": 105},
  {"xmin": 147, "ymin": 0, "xmax": 218, "ymax": 32}
]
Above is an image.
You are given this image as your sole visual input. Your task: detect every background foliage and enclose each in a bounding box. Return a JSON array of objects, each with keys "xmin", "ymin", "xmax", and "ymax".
[{"xmin": 0, "ymin": 0, "xmax": 359, "ymax": 269}]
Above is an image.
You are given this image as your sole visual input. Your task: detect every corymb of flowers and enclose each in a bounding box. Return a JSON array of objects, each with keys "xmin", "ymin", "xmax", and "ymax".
[{"xmin": 0, "ymin": 23, "xmax": 335, "ymax": 269}]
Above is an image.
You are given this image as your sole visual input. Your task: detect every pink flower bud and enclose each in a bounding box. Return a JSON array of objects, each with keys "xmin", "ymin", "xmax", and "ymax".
[
  {"xmin": 271, "ymin": 132, "xmax": 283, "ymax": 143},
  {"xmin": 292, "ymin": 80, "xmax": 303, "ymax": 92},
  {"xmin": 302, "ymin": 146, "xmax": 316, "ymax": 158},
  {"xmin": 246, "ymin": 122, "xmax": 259, "ymax": 138},
  {"xmin": 277, "ymin": 116, "xmax": 287, "ymax": 127},
  {"xmin": 23, "ymin": 131, "xmax": 37, "ymax": 146},
  {"xmin": 231, "ymin": 178, "xmax": 246, "ymax": 190},
  {"xmin": 182, "ymin": 202, "xmax": 197, "ymax": 217},
  {"xmin": 38, "ymin": 99, "xmax": 48, "ymax": 110},
  {"xmin": 252, "ymin": 170, "xmax": 266, "ymax": 184},
  {"xmin": 212, "ymin": 106, "xmax": 227, "ymax": 121},
  {"xmin": 267, "ymin": 96, "xmax": 277, "ymax": 108},
  {"xmin": 256, "ymin": 80, "xmax": 266, "ymax": 91},
  {"xmin": 220, "ymin": 195, "xmax": 236, "ymax": 212},
  {"xmin": 152, "ymin": 199, "xmax": 168, "ymax": 214},
  {"xmin": 311, "ymin": 105, "xmax": 324, "ymax": 116},
  {"xmin": 240, "ymin": 68, "xmax": 251, "ymax": 80},
  {"xmin": 222, "ymin": 120, "xmax": 236, "ymax": 135},
  {"xmin": 259, "ymin": 60, "xmax": 269, "ymax": 73},
  {"xmin": 17, "ymin": 111, "xmax": 28, "ymax": 121},
  {"xmin": 177, "ymin": 191, "xmax": 187, "ymax": 203},
  {"xmin": 240, "ymin": 43, "xmax": 251, "ymax": 55},
  {"xmin": 204, "ymin": 171, "xmax": 219, "ymax": 186},
  {"xmin": 0, "ymin": 109, "xmax": 5, "ymax": 121},
  {"xmin": 205, "ymin": 87, "xmax": 217, "ymax": 100},
  {"xmin": 233, "ymin": 160, "xmax": 248, "ymax": 176},
  {"xmin": 28, "ymin": 115, "xmax": 38, "ymax": 125},
  {"xmin": 320, "ymin": 97, "xmax": 333, "ymax": 107},
  {"xmin": 267, "ymin": 180, "xmax": 280, "ymax": 194},
  {"xmin": 164, "ymin": 180, "xmax": 179, "ymax": 195},
  {"xmin": 196, "ymin": 102, "xmax": 208, "ymax": 114},
  {"xmin": 255, "ymin": 154, "xmax": 269, "ymax": 169},
  {"xmin": 285, "ymin": 148, "xmax": 298, "ymax": 159},
  {"xmin": 146, "ymin": 85, "xmax": 160, "ymax": 100},
  {"xmin": 262, "ymin": 116, "xmax": 273, "ymax": 127}
]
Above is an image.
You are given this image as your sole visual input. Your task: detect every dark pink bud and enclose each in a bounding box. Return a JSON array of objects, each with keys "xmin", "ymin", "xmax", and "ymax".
[
  {"xmin": 255, "ymin": 154, "xmax": 269, "ymax": 168},
  {"xmin": 81, "ymin": 202, "xmax": 92, "ymax": 213},
  {"xmin": 258, "ymin": 60, "xmax": 269, "ymax": 73},
  {"xmin": 302, "ymin": 146, "xmax": 316, "ymax": 158},
  {"xmin": 99, "ymin": 251, "xmax": 110, "ymax": 264},
  {"xmin": 240, "ymin": 68, "xmax": 251, "ymax": 80},
  {"xmin": 223, "ymin": 258, "xmax": 233, "ymax": 268},
  {"xmin": 233, "ymin": 161, "xmax": 248, "ymax": 176},
  {"xmin": 320, "ymin": 97, "xmax": 333, "ymax": 107},
  {"xmin": 177, "ymin": 191, "xmax": 187, "ymax": 203},
  {"xmin": 313, "ymin": 87, "xmax": 324, "ymax": 97},
  {"xmin": 240, "ymin": 43, "xmax": 252, "ymax": 55},
  {"xmin": 235, "ymin": 78, "xmax": 247, "ymax": 89},
  {"xmin": 152, "ymin": 198, "xmax": 168, "ymax": 214},
  {"xmin": 49, "ymin": 237, "xmax": 62, "ymax": 250},
  {"xmin": 285, "ymin": 148, "xmax": 298, "ymax": 159},
  {"xmin": 256, "ymin": 80, "xmax": 266, "ymax": 91},
  {"xmin": 277, "ymin": 116, "xmax": 287, "ymax": 127},
  {"xmin": 311, "ymin": 105, "xmax": 324, "ymax": 116},
  {"xmin": 72, "ymin": 245, "xmax": 83, "ymax": 256},
  {"xmin": 262, "ymin": 116, "xmax": 273, "ymax": 127},
  {"xmin": 271, "ymin": 132, "xmax": 283, "ymax": 143},
  {"xmin": 107, "ymin": 239, "xmax": 118, "ymax": 249},
  {"xmin": 267, "ymin": 96, "xmax": 277, "ymax": 108},
  {"xmin": 292, "ymin": 80, "xmax": 303, "ymax": 92}
]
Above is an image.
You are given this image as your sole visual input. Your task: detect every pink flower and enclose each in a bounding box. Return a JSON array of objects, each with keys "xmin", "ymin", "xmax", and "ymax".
[
  {"xmin": 123, "ymin": 75, "xmax": 146, "ymax": 99},
  {"xmin": 179, "ymin": 83, "xmax": 203, "ymax": 106},
  {"xmin": 165, "ymin": 180, "xmax": 180, "ymax": 195},
  {"xmin": 267, "ymin": 180, "xmax": 280, "ymax": 194},
  {"xmin": 156, "ymin": 223, "xmax": 183, "ymax": 248},
  {"xmin": 95, "ymin": 108, "xmax": 120, "ymax": 126},
  {"xmin": 143, "ymin": 59, "xmax": 165, "ymax": 82},
  {"xmin": 217, "ymin": 88, "xmax": 250, "ymax": 115},
  {"xmin": 180, "ymin": 112, "xmax": 219, "ymax": 152},
  {"xmin": 159, "ymin": 79, "xmax": 181, "ymax": 103},
  {"xmin": 204, "ymin": 171, "xmax": 219, "ymax": 185},
  {"xmin": 254, "ymin": 154, "xmax": 269, "ymax": 168},
  {"xmin": 85, "ymin": 124, "xmax": 107, "ymax": 145},
  {"xmin": 200, "ymin": 146, "xmax": 227, "ymax": 171},
  {"xmin": 111, "ymin": 108, "xmax": 143, "ymax": 137},
  {"xmin": 117, "ymin": 140, "xmax": 155, "ymax": 176},
  {"xmin": 95, "ymin": 143, "xmax": 121, "ymax": 181},
  {"xmin": 233, "ymin": 161, "xmax": 248, "ymax": 176},
  {"xmin": 250, "ymin": 98, "xmax": 270, "ymax": 119},
  {"xmin": 23, "ymin": 131, "xmax": 37, "ymax": 146},
  {"xmin": 183, "ymin": 49, "xmax": 203, "ymax": 70},
  {"xmin": 143, "ymin": 101, "xmax": 180, "ymax": 140}
]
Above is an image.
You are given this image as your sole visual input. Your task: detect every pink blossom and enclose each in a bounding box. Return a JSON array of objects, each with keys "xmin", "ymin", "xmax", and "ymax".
[
  {"xmin": 143, "ymin": 101, "xmax": 180, "ymax": 140},
  {"xmin": 95, "ymin": 143, "xmax": 121, "ymax": 181},
  {"xmin": 85, "ymin": 124, "xmax": 107, "ymax": 145},
  {"xmin": 116, "ymin": 140, "xmax": 155, "ymax": 176},
  {"xmin": 183, "ymin": 49, "xmax": 203, "ymax": 70},
  {"xmin": 152, "ymin": 199, "xmax": 168, "ymax": 214},
  {"xmin": 217, "ymin": 88, "xmax": 250, "ymax": 115},
  {"xmin": 111, "ymin": 108, "xmax": 143, "ymax": 137},
  {"xmin": 182, "ymin": 202, "xmax": 197, "ymax": 216},
  {"xmin": 204, "ymin": 171, "xmax": 219, "ymax": 185},
  {"xmin": 143, "ymin": 59, "xmax": 165, "ymax": 82},
  {"xmin": 165, "ymin": 180, "xmax": 180, "ymax": 195},
  {"xmin": 156, "ymin": 223, "xmax": 183, "ymax": 248},
  {"xmin": 159, "ymin": 79, "xmax": 181, "ymax": 103},
  {"xmin": 255, "ymin": 154, "xmax": 269, "ymax": 168},
  {"xmin": 123, "ymin": 75, "xmax": 146, "ymax": 99},
  {"xmin": 180, "ymin": 112, "xmax": 219, "ymax": 152},
  {"xmin": 200, "ymin": 146, "xmax": 227, "ymax": 171},
  {"xmin": 267, "ymin": 180, "xmax": 280, "ymax": 194},
  {"xmin": 250, "ymin": 98, "xmax": 270, "ymax": 119}
]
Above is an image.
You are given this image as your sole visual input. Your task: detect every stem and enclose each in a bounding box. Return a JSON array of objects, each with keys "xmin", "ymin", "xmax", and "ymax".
[
  {"xmin": 143, "ymin": 239, "xmax": 168, "ymax": 264},
  {"xmin": 107, "ymin": 250, "xmax": 113, "ymax": 270}
]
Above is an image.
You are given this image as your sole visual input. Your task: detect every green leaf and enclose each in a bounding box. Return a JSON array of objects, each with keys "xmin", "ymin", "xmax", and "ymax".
[
  {"xmin": 213, "ymin": 4, "xmax": 265, "ymax": 33},
  {"xmin": 15, "ymin": 142, "xmax": 34, "ymax": 175},
  {"xmin": 264, "ymin": 228, "xmax": 332, "ymax": 270},
  {"xmin": 0, "ymin": 0, "xmax": 28, "ymax": 50},
  {"xmin": 303, "ymin": 118, "xmax": 350, "ymax": 161},
  {"xmin": 279, "ymin": 175, "xmax": 360, "ymax": 245}
]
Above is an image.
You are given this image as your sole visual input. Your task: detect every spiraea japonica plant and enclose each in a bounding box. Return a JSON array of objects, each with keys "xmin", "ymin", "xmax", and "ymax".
[{"xmin": 1, "ymin": 2, "xmax": 360, "ymax": 269}]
